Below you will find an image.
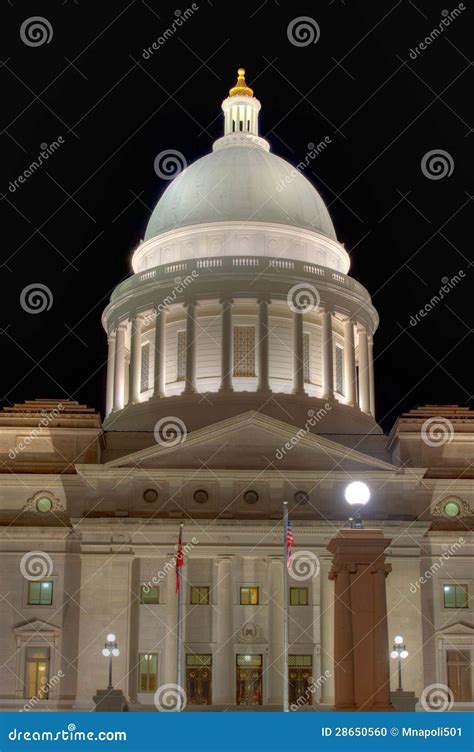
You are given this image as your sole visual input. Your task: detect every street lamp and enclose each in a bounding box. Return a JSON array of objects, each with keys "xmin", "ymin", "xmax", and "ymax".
[
  {"xmin": 344, "ymin": 481, "xmax": 370, "ymax": 529},
  {"xmin": 390, "ymin": 635, "xmax": 408, "ymax": 691},
  {"xmin": 102, "ymin": 633, "xmax": 120, "ymax": 690}
]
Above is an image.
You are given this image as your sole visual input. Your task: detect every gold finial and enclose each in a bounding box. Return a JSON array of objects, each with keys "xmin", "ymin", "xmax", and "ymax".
[{"xmin": 229, "ymin": 67, "xmax": 254, "ymax": 97}]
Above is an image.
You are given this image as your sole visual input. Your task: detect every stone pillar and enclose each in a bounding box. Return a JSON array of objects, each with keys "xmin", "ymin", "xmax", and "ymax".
[
  {"xmin": 257, "ymin": 298, "xmax": 270, "ymax": 392},
  {"xmin": 319, "ymin": 557, "xmax": 335, "ymax": 706},
  {"xmin": 292, "ymin": 309, "xmax": 305, "ymax": 395},
  {"xmin": 327, "ymin": 529, "xmax": 394, "ymax": 712},
  {"xmin": 268, "ymin": 558, "xmax": 284, "ymax": 704},
  {"xmin": 213, "ymin": 557, "xmax": 234, "ymax": 704},
  {"xmin": 153, "ymin": 306, "xmax": 166, "ymax": 398},
  {"xmin": 368, "ymin": 335, "xmax": 375, "ymax": 417},
  {"xmin": 322, "ymin": 310, "xmax": 334, "ymax": 400},
  {"xmin": 343, "ymin": 319, "xmax": 357, "ymax": 407},
  {"xmin": 357, "ymin": 325, "xmax": 370, "ymax": 414},
  {"xmin": 128, "ymin": 314, "xmax": 142, "ymax": 404},
  {"xmin": 105, "ymin": 332, "xmax": 116, "ymax": 417},
  {"xmin": 219, "ymin": 298, "xmax": 234, "ymax": 392},
  {"xmin": 113, "ymin": 324, "xmax": 126, "ymax": 411},
  {"xmin": 184, "ymin": 301, "xmax": 197, "ymax": 394}
]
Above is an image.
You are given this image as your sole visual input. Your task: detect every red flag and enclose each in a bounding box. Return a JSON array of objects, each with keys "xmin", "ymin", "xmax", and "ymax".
[
  {"xmin": 176, "ymin": 524, "xmax": 184, "ymax": 592},
  {"xmin": 287, "ymin": 519, "xmax": 295, "ymax": 570}
]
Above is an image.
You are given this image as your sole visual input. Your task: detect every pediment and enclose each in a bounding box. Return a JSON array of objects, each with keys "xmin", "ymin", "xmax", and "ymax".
[
  {"xmin": 436, "ymin": 621, "xmax": 474, "ymax": 637},
  {"xmin": 103, "ymin": 411, "xmax": 396, "ymax": 473},
  {"xmin": 13, "ymin": 619, "xmax": 61, "ymax": 637}
]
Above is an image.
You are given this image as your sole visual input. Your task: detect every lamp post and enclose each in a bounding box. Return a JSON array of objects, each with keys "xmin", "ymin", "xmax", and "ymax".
[
  {"xmin": 390, "ymin": 635, "xmax": 408, "ymax": 691},
  {"xmin": 102, "ymin": 633, "xmax": 120, "ymax": 690},
  {"xmin": 344, "ymin": 481, "xmax": 370, "ymax": 528}
]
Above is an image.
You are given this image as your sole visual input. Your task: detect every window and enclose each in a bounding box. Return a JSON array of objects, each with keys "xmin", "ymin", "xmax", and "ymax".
[
  {"xmin": 240, "ymin": 586, "xmax": 259, "ymax": 605},
  {"xmin": 28, "ymin": 582, "xmax": 53, "ymax": 606},
  {"xmin": 290, "ymin": 587, "xmax": 309, "ymax": 606},
  {"xmin": 186, "ymin": 654, "xmax": 212, "ymax": 705},
  {"xmin": 190, "ymin": 586, "xmax": 209, "ymax": 605},
  {"xmin": 139, "ymin": 653, "xmax": 158, "ymax": 693},
  {"xmin": 25, "ymin": 647, "xmax": 50, "ymax": 699},
  {"xmin": 177, "ymin": 330, "xmax": 186, "ymax": 381},
  {"xmin": 140, "ymin": 343, "xmax": 150, "ymax": 392},
  {"xmin": 233, "ymin": 326, "xmax": 255, "ymax": 377},
  {"xmin": 335, "ymin": 345, "xmax": 344, "ymax": 394},
  {"xmin": 36, "ymin": 496, "xmax": 52, "ymax": 513},
  {"xmin": 443, "ymin": 584, "xmax": 468, "ymax": 609},
  {"xmin": 447, "ymin": 650, "xmax": 472, "ymax": 701},
  {"xmin": 303, "ymin": 333, "xmax": 310, "ymax": 383},
  {"xmin": 444, "ymin": 499, "xmax": 461, "ymax": 517},
  {"xmin": 140, "ymin": 586, "xmax": 159, "ymax": 605}
]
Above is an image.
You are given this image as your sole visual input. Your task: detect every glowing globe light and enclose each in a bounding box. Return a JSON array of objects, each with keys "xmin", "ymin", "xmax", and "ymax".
[
  {"xmin": 107, "ymin": 633, "xmax": 116, "ymax": 643},
  {"xmin": 102, "ymin": 648, "xmax": 111, "ymax": 657},
  {"xmin": 344, "ymin": 481, "xmax": 370, "ymax": 506},
  {"xmin": 400, "ymin": 650, "xmax": 409, "ymax": 659},
  {"xmin": 390, "ymin": 650, "xmax": 399, "ymax": 660},
  {"xmin": 394, "ymin": 635, "xmax": 404, "ymax": 645}
]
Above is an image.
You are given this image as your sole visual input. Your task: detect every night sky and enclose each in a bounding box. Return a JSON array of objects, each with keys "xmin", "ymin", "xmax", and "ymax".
[{"xmin": 1, "ymin": 0, "xmax": 471, "ymax": 432}]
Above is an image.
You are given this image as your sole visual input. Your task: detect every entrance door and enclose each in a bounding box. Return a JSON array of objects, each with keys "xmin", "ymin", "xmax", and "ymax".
[
  {"xmin": 289, "ymin": 655, "xmax": 313, "ymax": 706},
  {"xmin": 186, "ymin": 654, "xmax": 212, "ymax": 705},
  {"xmin": 236, "ymin": 655, "xmax": 263, "ymax": 705},
  {"xmin": 25, "ymin": 647, "xmax": 50, "ymax": 699}
]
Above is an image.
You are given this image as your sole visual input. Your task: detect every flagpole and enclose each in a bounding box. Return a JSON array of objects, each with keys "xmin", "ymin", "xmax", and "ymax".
[
  {"xmin": 283, "ymin": 501, "xmax": 289, "ymax": 712},
  {"xmin": 176, "ymin": 522, "xmax": 184, "ymax": 711}
]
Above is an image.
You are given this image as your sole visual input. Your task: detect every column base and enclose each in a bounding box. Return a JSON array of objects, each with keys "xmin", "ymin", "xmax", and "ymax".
[
  {"xmin": 184, "ymin": 386, "xmax": 197, "ymax": 395},
  {"xmin": 218, "ymin": 385, "xmax": 234, "ymax": 393},
  {"xmin": 292, "ymin": 387, "xmax": 306, "ymax": 396},
  {"xmin": 333, "ymin": 703, "xmax": 358, "ymax": 711},
  {"xmin": 256, "ymin": 386, "xmax": 271, "ymax": 394}
]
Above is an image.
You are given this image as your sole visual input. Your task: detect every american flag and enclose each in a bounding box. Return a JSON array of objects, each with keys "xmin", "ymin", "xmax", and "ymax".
[
  {"xmin": 176, "ymin": 524, "xmax": 184, "ymax": 592},
  {"xmin": 287, "ymin": 519, "xmax": 295, "ymax": 569}
]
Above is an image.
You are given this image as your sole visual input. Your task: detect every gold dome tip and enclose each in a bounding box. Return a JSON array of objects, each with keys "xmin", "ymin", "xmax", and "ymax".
[{"xmin": 229, "ymin": 67, "xmax": 254, "ymax": 97}]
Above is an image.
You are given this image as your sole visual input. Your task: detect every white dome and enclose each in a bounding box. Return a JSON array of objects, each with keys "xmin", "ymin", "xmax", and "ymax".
[{"xmin": 144, "ymin": 145, "xmax": 337, "ymax": 241}]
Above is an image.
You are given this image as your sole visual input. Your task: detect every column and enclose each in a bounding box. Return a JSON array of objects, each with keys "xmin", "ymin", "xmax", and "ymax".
[
  {"xmin": 105, "ymin": 332, "xmax": 116, "ymax": 417},
  {"xmin": 257, "ymin": 298, "xmax": 270, "ymax": 392},
  {"xmin": 357, "ymin": 325, "xmax": 370, "ymax": 414},
  {"xmin": 343, "ymin": 319, "xmax": 357, "ymax": 407},
  {"xmin": 372, "ymin": 564, "xmax": 393, "ymax": 709},
  {"xmin": 322, "ymin": 310, "xmax": 334, "ymax": 400},
  {"xmin": 128, "ymin": 314, "xmax": 142, "ymax": 404},
  {"xmin": 184, "ymin": 301, "xmax": 197, "ymax": 394},
  {"xmin": 368, "ymin": 335, "xmax": 375, "ymax": 418},
  {"xmin": 113, "ymin": 323, "xmax": 126, "ymax": 411},
  {"xmin": 219, "ymin": 298, "xmax": 233, "ymax": 392},
  {"xmin": 319, "ymin": 557, "xmax": 335, "ymax": 706},
  {"xmin": 213, "ymin": 557, "xmax": 234, "ymax": 704},
  {"xmin": 153, "ymin": 306, "xmax": 167, "ymax": 398},
  {"xmin": 292, "ymin": 308, "xmax": 305, "ymax": 395},
  {"xmin": 329, "ymin": 566, "xmax": 356, "ymax": 710}
]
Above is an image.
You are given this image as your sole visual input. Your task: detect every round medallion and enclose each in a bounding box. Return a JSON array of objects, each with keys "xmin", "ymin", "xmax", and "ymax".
[
  {"xmin": 294, "ymin": 491, "xmax": 309, "ymax": 506},
  {"xmin": 244, "ymin": 490, "xmax": 259, "ymax": 505},
  {"xmin": 143, "ymin": 489, "xmax": 158, "ymax": 504},
  {"xmin": 444, "ymin": 499, "xmax": 460, "ymax": 517},
  {"xmin": 36, "ymin": 496, "xmax": 53, "ymax": 513},
  {"xmin": 193, "ymin": 489, "xmax": 209, "ymax": 504}
]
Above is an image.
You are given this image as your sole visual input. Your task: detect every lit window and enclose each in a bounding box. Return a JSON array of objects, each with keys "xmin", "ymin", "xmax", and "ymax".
[
  {"xmin": 140, "ymin": 586, "xmax": 159, "ymax": 605},
  {"xmin": 290, "ymin": 587, "xmax": 309, "ymax": 606},
  {"xmin": 177, "ymin": 330, "xmax": 186, "ymax": 381},
  {"xmin": 190, "ymin": 586, "xmax": 210, "ymax": 605},
  {"xmin": 303, "ymin": 333, "xmax": 310, "ymax": 383},
  {"xmin": 28, "ymin": 582, "xmax": 53, "ymax": 606},
  {"xmin": 233, "ymin": 326, "xmax": 255, "ymax": 377},
  {"xmin": 139, "ymin": 653, "xmax": 158, "ymax": 693},
  {"xmin": 240, "ymin": 586, "xmax": 259, "ymax": 605},
  {"xmin": 335, "ymin": 345, "xmax": 344, "ymax": 394},
  {"xmin": 447, "ymin": 650, "xmax": 472, "ymax": 701},
  {"xmin": 140, "ymin": 343, "xmax": 150, "ymax": 392},
  {"xmin": 25, "ymin": 647, "xmax": 50, "ymax": 699},
  {"xmin": 443, "ymin": 584, "xmax": 468, "ymax": 609}
]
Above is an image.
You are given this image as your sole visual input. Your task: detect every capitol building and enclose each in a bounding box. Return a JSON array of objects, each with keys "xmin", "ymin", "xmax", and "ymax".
[{"xmin": 0, "ymin": 69, "xmax": 472, "ymax": 712}]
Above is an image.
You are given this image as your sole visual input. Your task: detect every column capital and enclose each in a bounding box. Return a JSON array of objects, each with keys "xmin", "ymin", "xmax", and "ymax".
[
  {"xmin": 184, "ymin": 298, "xmax": 199, "ymax": 309},
  {"xmin": 257, "ymin": 295, "xmax": 271, "ymax": 305},
  {"xmin": 219, "ymin": 296, "xmax": 234, "ymax": 305}
]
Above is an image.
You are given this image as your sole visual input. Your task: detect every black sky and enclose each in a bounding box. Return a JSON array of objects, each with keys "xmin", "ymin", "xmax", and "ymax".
[{"xmin": 1, "ymin": 0, "xmax": 472, "ymax": 432}]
